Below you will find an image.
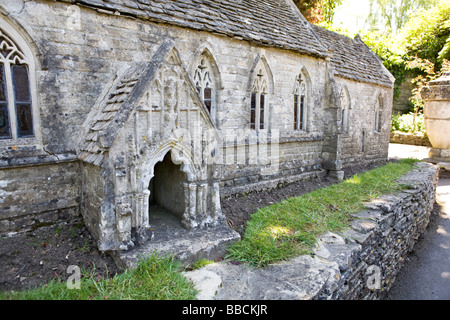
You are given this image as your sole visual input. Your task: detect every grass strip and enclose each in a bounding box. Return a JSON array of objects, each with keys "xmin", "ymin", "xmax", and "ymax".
[
  {"xmin": 225, "ymin": 159, "xmax": 419, "ymax": 267},
  {"xmin": 0, "ymin": 252, "xmax": 198, "ymax": 300}
]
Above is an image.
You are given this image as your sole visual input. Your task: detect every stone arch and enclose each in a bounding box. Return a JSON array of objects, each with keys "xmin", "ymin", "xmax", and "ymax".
[
  {"xmin": 293, "ymin": 66, "xmax": 312, "ymax": 131},
  {"xmin": 136, "ymin": 137, "xmax": 211, "ymax": 231},
  {"xmin": 0, "ymin": 14, "xmax": 41, "ymax": 145},
  {"xmin": 190, "ymin": 46, "xmax": 223, "ymax": 90},
  {"xmin": 139, "ymin": 138, "xmax": 202, "ymax": 192},
  {"xmin": 191, "ymin": 47, "xmax": 222, "ymax": 127},
  {"xmin": 248, "ymin": 54, "xmax": 274, "ymax": 94},
  {"xmin": 339, "ymin": 85, "xmax": 351, "ymax": 133},
  {"xmin": 0, "ymin": 12, "xmax": 42, "ymax": 69}
]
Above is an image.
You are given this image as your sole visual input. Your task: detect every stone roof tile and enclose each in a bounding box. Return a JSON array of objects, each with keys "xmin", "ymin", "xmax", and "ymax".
[
  {"xmin": 311, "ymin": 25, "xmax": 393, "ymax": 87},
  {"xmin": 79, "ymin": 62, "xmax": 148, "ymax": 164},
  {"xmin": 55, "ymin": 0, "xmax": 329, "ymax": 58}
]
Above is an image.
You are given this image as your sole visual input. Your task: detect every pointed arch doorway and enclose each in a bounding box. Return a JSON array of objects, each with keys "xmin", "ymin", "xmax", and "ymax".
[{"xmin": 148, "ymin": 151, "xmax": 187, "ymax": 228}]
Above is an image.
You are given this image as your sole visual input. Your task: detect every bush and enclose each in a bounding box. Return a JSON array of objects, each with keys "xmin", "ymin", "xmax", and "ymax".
[{"xmin": 391, "ymin": 112, "xmax": 426, "ymax": 134}]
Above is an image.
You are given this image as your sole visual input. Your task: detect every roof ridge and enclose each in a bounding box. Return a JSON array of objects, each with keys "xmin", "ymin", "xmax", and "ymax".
[{"xmin": 310, "ymin": 24, "xmax": 394, "ymax": 87}]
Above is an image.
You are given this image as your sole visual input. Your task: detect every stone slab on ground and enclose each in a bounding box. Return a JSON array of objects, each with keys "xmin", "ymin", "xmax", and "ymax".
[
  {"xmin": 111, "ymin": 208, "xmax": 240, "ymax": 269},
  {"xmin": 184, "ymin": 254, "xmax": 340, "ymax": 300}
]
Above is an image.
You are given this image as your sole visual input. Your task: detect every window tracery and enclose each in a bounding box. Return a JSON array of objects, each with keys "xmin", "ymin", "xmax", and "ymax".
[
  {"xmin": 0, "ymin": 28, "xmax": 34, "ymax": 140},
  {"xmin": 194, "ymin": 58, "xmax": 213, "ymax": 114},
  {"xmin": 250, "ymin": 68, "xmax": 268, "ymax": 130}
]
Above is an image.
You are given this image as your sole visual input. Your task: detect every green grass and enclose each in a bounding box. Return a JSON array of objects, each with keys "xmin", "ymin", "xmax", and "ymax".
[
  {"xmin": 226, "ymin": 159, "xmax": 419, "ymax": 267},
  {"xmin": 191, "ymin": 259, "xmax": 214, "ymax": 270},
  {"xmin": 0, "ymin": 253, "xmax": 198, "ymax": 300}
]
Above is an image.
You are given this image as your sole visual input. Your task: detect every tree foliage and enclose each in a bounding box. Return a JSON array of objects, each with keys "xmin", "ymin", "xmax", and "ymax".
[
  {"xmin": 366, "ymin": 0, "xmax": 438, "ymax": 33},
  {"xmin": 398, "ymin": 0, "xmax": 450, "ymax": 68},
  {"xmin": 323, "ymin": 0, "xmax": 450, "ymax": 112},
  {"xmin": 359, "ymin": 30, "xmax": 409, "ymax": 100},
  {"xmin": 293, "ymin": 0, "xmax": 343, "ymax": 24}
]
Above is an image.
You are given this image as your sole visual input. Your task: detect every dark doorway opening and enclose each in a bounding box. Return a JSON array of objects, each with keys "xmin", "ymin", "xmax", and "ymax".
[{"xmin": 148, "ymin": 152, "xmax": 187, "ymax": 229}]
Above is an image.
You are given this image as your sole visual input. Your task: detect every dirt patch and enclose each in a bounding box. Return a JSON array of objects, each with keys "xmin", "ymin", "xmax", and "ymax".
[
  {"xmin": 221, "ymin": 161, "xmax": 388, "ymax": 236},
  {"xmin": 0, "ymin": 160, "xmax": 387, "ymax": 293},
  {"xmin": 0, "ymin": 219, "xmax": 121, "ymax": 293}
]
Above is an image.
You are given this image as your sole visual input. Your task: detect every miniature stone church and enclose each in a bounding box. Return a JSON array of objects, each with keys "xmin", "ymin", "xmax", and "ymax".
[{"xmin": 0, "ymin": 0, "xmax": 394, "ymax": 261}]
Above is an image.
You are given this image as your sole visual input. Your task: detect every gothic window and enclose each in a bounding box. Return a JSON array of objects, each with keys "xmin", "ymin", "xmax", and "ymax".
[
  {"xmin": 294, "ymin": 73, "xmax": 307, "ymax": 131},
  {"xmin": 194, "ymin": 58, "xmax": 214, "ymax": 114},
  {"xmin": 374, "ymin": 95, "xmax": 383, "ymax": 133},
  {"xmin": 0, "ymin": 27, "xmax": 35, "ymax": 140},
  {"xmin": 250, "ymin": 68, "xmax": 268, "ymax": 130}
]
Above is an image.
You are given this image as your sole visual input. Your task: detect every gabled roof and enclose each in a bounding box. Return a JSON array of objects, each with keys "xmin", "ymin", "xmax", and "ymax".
[
  {"xmin": 79, "ymin": 62, "xmax": 148, "ymax": 166},
  {"xmin": 78, "ymin": 40, "xmax": 217, "ymax": 166},
  {"xmin": 311, "ymin": 24, "xmax": 394, "ymax": 88},
  {"xmin": 55, "ymin": 0, "xmax": 328, "ymax": 58}
]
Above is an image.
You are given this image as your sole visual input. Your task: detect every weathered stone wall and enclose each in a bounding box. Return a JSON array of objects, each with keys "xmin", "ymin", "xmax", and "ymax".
[
  {"xmin": 220, "ymin": 138, "xmax": 324, "ymax": 195},
  {"xmin": 390, "ymin": 131, "xmax": 432, "ymax": 147},
  {"xmin": 0, "ymin": 158, "xmax": 81, "ymax": 235},
  {"xmin": 79, "ymin": 162, "xmax": 106, "ymax": 245},
  {"xmin": 315, "ymin": 162, "xmax": 438, "ymax": 299},
  {"xmin": 336, "ymin": 78, "xmax": 393, "ymax": 168}
]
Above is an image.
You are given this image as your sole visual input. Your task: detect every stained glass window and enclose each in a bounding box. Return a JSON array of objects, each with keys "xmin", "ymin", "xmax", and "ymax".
[
  {"xmin": 0, "ymin": 28, "xmax": 34, "ymax": 140},
  {"xmin": 0, "ymin": 63, "xmax": 10, "ymax": 139},
  {"xmin": 250, "ymin": 92, "xmax": 256, "ymax": 130}
]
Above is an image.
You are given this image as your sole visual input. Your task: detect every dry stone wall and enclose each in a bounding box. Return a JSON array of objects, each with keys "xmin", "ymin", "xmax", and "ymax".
[
  {"xmin": 315, "ymin": 162, "xmax": 439, "ymax": 299},
  {"xmin": 390, "ymin": 131, "xmax": 432, "ymax": 147},
  {"xmin": 186, "ymin": 162, "xmax": 439, "ymax": 300}
]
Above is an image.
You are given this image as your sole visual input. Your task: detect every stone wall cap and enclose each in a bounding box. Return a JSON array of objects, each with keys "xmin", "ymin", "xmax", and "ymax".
[{"xmin": 429, "ymin": 72, "xmax": 450, "ymax": 86}]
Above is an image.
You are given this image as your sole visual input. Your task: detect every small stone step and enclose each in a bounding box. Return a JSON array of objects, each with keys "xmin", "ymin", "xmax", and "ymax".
[{"xmin": 111, "ymin": 222, "xmax": 240, "ymax": 269}]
